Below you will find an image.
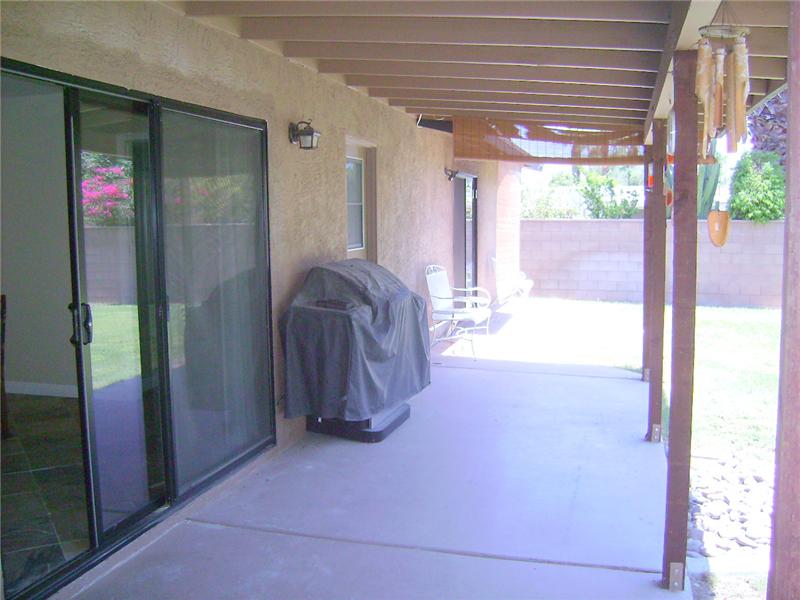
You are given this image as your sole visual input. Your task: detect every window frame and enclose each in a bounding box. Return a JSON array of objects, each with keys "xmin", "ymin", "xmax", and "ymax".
[{"xmin": 345, "ymin": 154, "xmax": 366, "ymax": 252}]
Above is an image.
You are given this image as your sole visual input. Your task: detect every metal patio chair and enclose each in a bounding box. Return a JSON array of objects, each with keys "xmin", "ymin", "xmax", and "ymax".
[{"xmin": 424, "ymin": 265, "xmax": 491, "ymax": 354}]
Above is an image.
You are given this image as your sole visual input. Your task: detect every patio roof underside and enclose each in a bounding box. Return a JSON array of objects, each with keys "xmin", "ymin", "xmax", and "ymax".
[{"xmin": 182, "ymin": 1, "xmax": 790, "ymax": 141}]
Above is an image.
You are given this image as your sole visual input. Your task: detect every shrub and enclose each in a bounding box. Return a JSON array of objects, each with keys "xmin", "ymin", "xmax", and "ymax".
[
  {"xmin": 521, "ymin": 188, "xmax": 578, "ymax": 219},
  {"xmin": 729, "ymin": 151, "xmax": 785, "ymax": 222},
  {"xmin": 579, "ymin": 171, "xmax": 638, "ymax": 219},
  {"xmin": 81, "ymin": 151, "xmax": 134, "ymax": 226}
]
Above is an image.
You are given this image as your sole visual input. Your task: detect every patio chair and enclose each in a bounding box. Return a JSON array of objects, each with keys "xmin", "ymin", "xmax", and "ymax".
[
  {"xmin": 491, "ymin": 256, "xmax": 533, "ymax": 302},
  {"xmin": 424, "ymin": 265, "xmax": 491, "ymax": 352}
]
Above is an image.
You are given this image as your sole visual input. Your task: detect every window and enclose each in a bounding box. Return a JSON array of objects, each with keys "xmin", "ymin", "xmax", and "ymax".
[{"xmin": 346, "ymin": 156, "xmax": 365, "ymax": 250}]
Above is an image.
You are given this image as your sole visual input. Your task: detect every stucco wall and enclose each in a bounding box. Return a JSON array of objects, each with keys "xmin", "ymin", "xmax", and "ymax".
[
  {"xmin": 520, "ymin": 219, "xmax": 784, "ymax": 308},
  {"xmin": 0, "ymin": 1, "xmax": 456, "ymax": 450}
]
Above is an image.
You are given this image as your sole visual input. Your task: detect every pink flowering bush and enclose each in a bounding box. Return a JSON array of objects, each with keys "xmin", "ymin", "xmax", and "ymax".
[{"xmin": 81, "ymin": 152, "xmax": 134, "ymax": 225}]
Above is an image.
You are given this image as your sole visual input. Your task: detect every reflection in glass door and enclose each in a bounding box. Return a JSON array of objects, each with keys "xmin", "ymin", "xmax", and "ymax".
[
  {"xmin": 73, "ymin": 92, "xmax": 166, "ymax": 532},
  {"xmin": 0, "ymin": 73, "xmax": 93, "ymax": 598},
  {"xmin": 161, "ymin": 108, "xmax": 271, "ymax": 495}
]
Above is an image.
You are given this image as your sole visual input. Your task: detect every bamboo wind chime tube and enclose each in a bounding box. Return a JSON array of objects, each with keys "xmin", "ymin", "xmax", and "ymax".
[
  {"xmin": 734, "ymin": 36, "xmax": 750, "ymax": 143},
  {"xmin": 713, "ymin": 48, "xmax": 726, "ymax": 135},
  {"xmin": 696, "ymin": 39, "xmax": 714, "ymax": 158},
  {"xmin": 726, "ymin": 51, "xmax": 738, "ymax": 153}
]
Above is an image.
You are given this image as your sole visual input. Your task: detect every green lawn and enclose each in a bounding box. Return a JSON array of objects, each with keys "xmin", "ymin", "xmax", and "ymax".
[
  {"xmin": 666, "ymin": 305, "xmax": 781, "ymax": 461},
  {"xmin": 89, "ymin": 303, "xmax": 185, "ymax": 390}
]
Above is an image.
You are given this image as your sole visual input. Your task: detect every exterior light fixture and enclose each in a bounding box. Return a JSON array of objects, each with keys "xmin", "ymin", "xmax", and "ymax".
[
  {"xmin": 289, "ymin": 120, "xmax": 320, "ymax": 150},
  {"xmin": 444, "ymin": 167, "xmax": 459, "ymax": 181}
]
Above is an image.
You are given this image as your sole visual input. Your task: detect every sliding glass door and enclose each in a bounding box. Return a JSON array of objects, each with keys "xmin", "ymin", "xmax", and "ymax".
[
  {"xmin": 72, "ymin": 91, "xmax": 167, "ymax": 533},
  {"xmin": 1, "ymin": 72, "xmax": 94, "ymax": 598},
  {"xmin": 161, "ymin": 108, "xmax": 271, "ymax": 494},
  {"xmin": 1, "ymin": 61, "xmax": 274, "ymax": 599}
]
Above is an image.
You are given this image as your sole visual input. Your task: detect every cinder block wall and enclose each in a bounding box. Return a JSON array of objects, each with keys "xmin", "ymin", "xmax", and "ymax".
[{"xmin": 521, "ymin": 220, "xmax": 784, "ymax": 308}]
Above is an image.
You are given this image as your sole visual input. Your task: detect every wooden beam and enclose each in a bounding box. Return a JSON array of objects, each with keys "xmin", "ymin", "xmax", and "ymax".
[
  {"xmin": 644, "ymin": 1, "xmax": 690, "ymax": 140},
  {"xmin": 750, "ymin": 79, "xmax": 770, "ymax": 96},
  {"xmin": 662, "ymin": 50, "xmax": 698, "ymax": 593},
  {"xmin": 321, "ymin": 60, "xmax": 656, "ymax": 87},
  {"xmin": 394, "ymin": 99, "xmax": 646, "ymax": 120},
  {"xmin": 241, "ymin": 17, "xmax": 668, "ymax": 52},
  {"xmin": 731, "ymin": 1, "xmax": 792, "ymax": 28},
  {"xmin": 751, "ymin": 57, "xmax": 788, "ymax": 81},
  {"xmin": 748, "ymin": 27, "xmax": 790, "ymax": 58},
  {"xmin": 643, "ymin": 144, "xmax": 653, "ymax": 382},
  {"xmin": 348, "ymin": 75, "xmax": 654, "ymax": 100},
  {"xmin": 408, "ymin": 108, "xmax": 644, "ymax": 127},
  {"xmin": 644, "ymin": 119, "xmax": 668, "ymax": 442},
  {"xmin": 375, "ymin": 89, "xmax": 651, "ymax": 111},
  {"xmin": 283, "ymin": 42, "xmax": 661, "ymax": 72},
  {"xmin": 187, "ymin": 1, "xmax": 671, "ymax": 22},
  {"xmin": 769, "ymin": 7, "xmax": 800, "ymax": 600}
]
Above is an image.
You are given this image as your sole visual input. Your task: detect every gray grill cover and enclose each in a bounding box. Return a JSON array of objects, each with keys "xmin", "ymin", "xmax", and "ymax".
[{"xmin": 282, "ymin": 259, "xmax": 430, "ymax": 420}]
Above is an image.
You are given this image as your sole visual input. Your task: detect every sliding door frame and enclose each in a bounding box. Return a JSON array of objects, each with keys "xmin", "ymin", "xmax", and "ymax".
[{"xmin": 1, "ymin": 57, "xmax": 276, "ymax": 600}]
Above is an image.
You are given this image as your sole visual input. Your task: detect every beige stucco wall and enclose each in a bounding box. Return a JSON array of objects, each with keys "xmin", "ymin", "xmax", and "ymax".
[{"xmin": 0, "ymin": 1, "xmax": 456, "ymax": 451}]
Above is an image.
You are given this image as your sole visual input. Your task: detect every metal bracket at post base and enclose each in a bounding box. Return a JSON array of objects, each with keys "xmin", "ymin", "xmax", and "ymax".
[
  {"xmin": 668, "ymin": 562, "xmax": 685, "ymax": 592},
  {"xmin": 648, "ymin": 423, "xmax": 662, "ymax": 443}
]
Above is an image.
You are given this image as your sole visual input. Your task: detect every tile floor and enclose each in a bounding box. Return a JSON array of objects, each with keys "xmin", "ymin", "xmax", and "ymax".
[{"xmin": 1, "ymin": 395, "xmax": 90, "ymax": 596}]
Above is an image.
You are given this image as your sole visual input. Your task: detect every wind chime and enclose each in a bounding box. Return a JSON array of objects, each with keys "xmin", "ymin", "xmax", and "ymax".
[{"xmin": 695, "ymin": 1, "xmax": 750, "ymax": 247}]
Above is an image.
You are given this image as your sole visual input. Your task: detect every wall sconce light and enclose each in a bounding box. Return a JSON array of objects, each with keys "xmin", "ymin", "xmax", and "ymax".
[
  {"xmin": 289, "ymin": 120, "xmax": 321, "ymax": 150},
  {"xmin": 444, "ymin": 168, "xmax": 459, "ymax": 181}
]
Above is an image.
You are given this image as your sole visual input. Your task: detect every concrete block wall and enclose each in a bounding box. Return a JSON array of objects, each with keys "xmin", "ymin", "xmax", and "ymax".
[
  {"xmin": 521, "ymin": 219, "xmax": 784, "ymax": 308},
  {"xmin": 681, "ymin": 220, "xmax": 784, "ymax": 308}
]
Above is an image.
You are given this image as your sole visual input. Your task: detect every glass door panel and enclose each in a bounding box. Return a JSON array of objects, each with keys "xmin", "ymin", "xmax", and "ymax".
[
  {"xmin": 0, "ymin": 73, "xmax": 93, "ymax": 597},
  {"xmin": 465, "ymin": 177, "xmax": 477, "ymax": 288},
  {"xmin": 161, "ymin": 109, "xmax": 271, "ymax": 495},
  {"xmin": 74, "ymin": 92, "xmax": 166, "ymax": 532}
]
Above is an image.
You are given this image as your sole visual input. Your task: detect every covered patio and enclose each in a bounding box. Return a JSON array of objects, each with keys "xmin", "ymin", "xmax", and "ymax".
[
  {"xmin": 1, "ymin": 1, "xmax": 798, "ymax": 599},
  {"xmin": 53, "ymin": 352, "xmax": 686, "ymax": 599}
]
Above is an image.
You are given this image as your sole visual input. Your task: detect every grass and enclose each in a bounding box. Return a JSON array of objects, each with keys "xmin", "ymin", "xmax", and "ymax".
[
  {"xmin": 669, "ymin": 305, "xmax": 781, "ymax": 460},
  {"xmin": 90, "ymin": 303, "xmax": 185, "ymax": 390}
]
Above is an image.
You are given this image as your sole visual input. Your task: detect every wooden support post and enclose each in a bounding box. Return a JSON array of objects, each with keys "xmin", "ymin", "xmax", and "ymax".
[
  {"xmin": 768, "ymin": 5, "xmax": 800, "ymax": 599},
  {"xmin": 662, "ymin": 50, "xmax": 697, "ymax": 592},
  {"xmin": 642, "ymin": 145, "xmax": 653, "ymax": 382},
  {"xmin": 645, "ymin": 120, "xmax": 668, "ymax": 442}
]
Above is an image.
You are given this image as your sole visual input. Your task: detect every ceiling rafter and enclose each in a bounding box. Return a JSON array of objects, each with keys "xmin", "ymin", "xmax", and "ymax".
[
  {"xmin": 283, "ymin": 42, "xmax": 662, "ymax": 72},
  {"xmin": 348, "ymin": 76, "xmax": 654, "ymax": 100},
  {"xmin": 240, "ymin": 17, "xmax": 667, "ymax": 52},
  {"xmin": 409, "ymin": 108, "xmax": 645, "ymax": 127},
  {"xmin": 319, "ymin": 61, "xmax": 656, "ymax": 88},
  {"xmin": 374, "ymin": 89, "xmax": 651, "ymax": 111},
  {"xmin": 186, "ymin": 1, "xmax": 672, "ymax": 23},
  {"xmin": 393, "ymin": 99, "xmax": 647, "ymax": 120}
]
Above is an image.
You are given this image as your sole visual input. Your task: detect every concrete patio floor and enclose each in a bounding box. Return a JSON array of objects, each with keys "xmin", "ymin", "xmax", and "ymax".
[{"xmin": 54, "ymin": 355, "xmax": 691, "ymax": 599}]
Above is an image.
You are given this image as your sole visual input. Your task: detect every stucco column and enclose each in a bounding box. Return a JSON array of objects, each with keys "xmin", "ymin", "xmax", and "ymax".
[
  {"xmin": 662, "ymin": 50, "xmax": 697, "ymax": 591},
  {"xmin": 644, "ymin": 120, "xmax": 668, "ymax": 441},
  {"xmin": 768, "ymin": 4, "xmax": 800, "ymax": 598}
]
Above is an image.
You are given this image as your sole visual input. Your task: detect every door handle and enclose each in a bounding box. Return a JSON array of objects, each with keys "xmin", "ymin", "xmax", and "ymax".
[
  {"xmin": 68, "ymin": 302, "xmax": 81, "ymax": 345},
  {"xmin": 81, "ymin": 302, "xmax": 93, "ymax": 345}
]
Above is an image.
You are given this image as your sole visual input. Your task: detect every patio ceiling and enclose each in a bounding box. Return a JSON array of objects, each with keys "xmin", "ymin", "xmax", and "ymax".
[{"xmin": 180, "ymin": 1, "xmax": 790, "ymax": 138}]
